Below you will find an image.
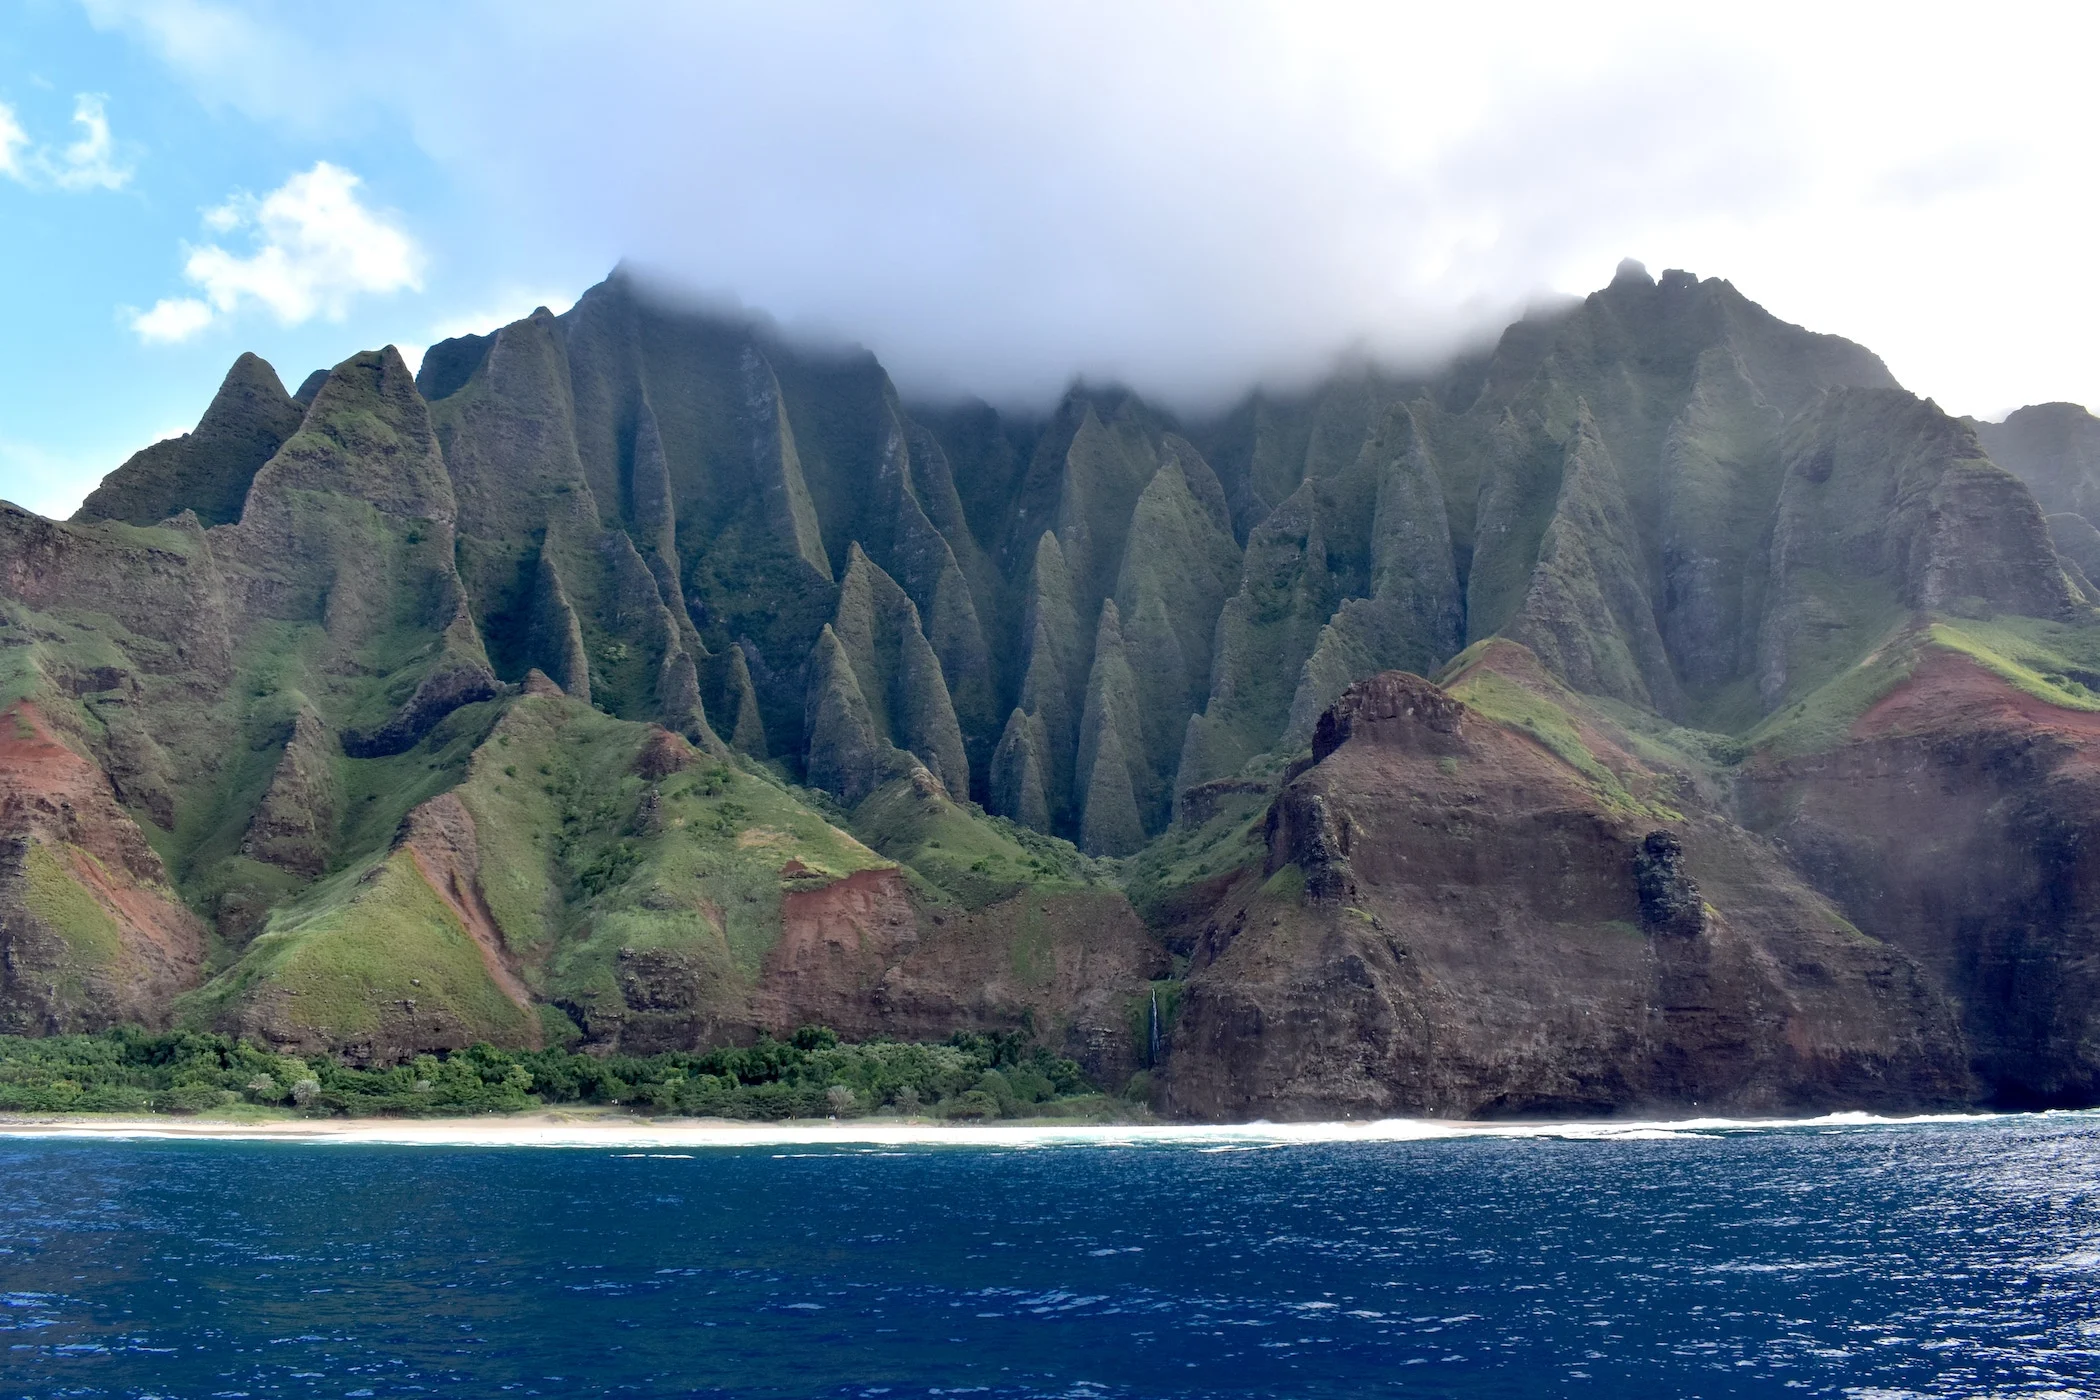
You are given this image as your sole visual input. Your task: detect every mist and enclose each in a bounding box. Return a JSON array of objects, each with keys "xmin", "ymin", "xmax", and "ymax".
[{"xmin": 82, "ymin": 0, "xmax": 2100, "ymax": 417}]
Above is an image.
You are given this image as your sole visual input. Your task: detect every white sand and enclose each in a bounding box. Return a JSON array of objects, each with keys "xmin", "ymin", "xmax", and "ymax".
[{"xmin": 0, "ymin": 1107, "xmax": 2032, "ymax": 1150}]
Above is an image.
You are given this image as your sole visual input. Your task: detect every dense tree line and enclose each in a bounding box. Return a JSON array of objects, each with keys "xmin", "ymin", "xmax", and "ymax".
[{"xmin": 0, "ymin": 1026, "xmax": 1099, "ymax": 1119}]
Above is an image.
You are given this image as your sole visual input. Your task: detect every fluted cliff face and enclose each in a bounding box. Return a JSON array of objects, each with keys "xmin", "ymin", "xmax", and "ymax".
[{"xmin": 5, "ymin": 260, "xmax": 2100, "ymax": 1116}]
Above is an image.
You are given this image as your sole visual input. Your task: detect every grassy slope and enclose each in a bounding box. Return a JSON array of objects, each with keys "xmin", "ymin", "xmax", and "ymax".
[
  {"xmin": 848, "ymin": 773, "xmax": 1096, "ymax": 911},
  {"xmin": 177, "ymin": 846, "xmax": 535, "ymax": 1045},
  {"xmin": 18, "ymin": 843, "xmax": 129, "ymax": 1007},
  {"xmin": 454, "ymin": 695, "xmax": 897, "ymax": 1021},
  {"xmin": 1437, "ymin": 641, "xmax": 1683, "ymax": 821},
  {"xmin": 1122, "ymin": 786, "xmax": 1271, "ymax": 927},
  {"xmin": 176, "ymin": 690, "xmax": 902, "ymax": 1044}
]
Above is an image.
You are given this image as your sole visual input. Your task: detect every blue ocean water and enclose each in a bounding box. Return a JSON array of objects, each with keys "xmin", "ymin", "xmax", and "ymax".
[{"xmin": 1, "ymin": 1116, "xmax": 2096, "ymax": 1398}]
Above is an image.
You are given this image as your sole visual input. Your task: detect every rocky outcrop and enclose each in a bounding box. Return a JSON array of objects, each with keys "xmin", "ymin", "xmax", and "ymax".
[
  {"xmin": 859, "ymin": 408, "xmax": 999, "ymax": 776},
  {"xmin": 1183, "ymin": 404, "xmax": 1467, "ymax": 792},
  {"xmin": 633, "ymin": 725, "xmax": 698, "ymax": 780},
  {"xmin": 242, "ymin": 708, "xmax": 343, "ymax": 878},
  {"xmin": 2046, "ymin": 512, "xmax": 2100, "ymax": 589},
  {"xmin": 212, "ymin": 346, "xmax": 495, "ymax": 716},
  {"xmin": 1632, "ymin": 831, "xmax": 1706, "ymax": 936},
  {"xmin": 525, "ymin": 552, "xmax": 593, "ymax": 702},
  {"xmin": 1757, "ymin": 390, "xmax": 2080, "ymax": 705},
  {"xmin": 988, "ymin": 708, "xmax": 1052, "ymax": 835},
  {"xmin": 1286, "ymin": 408, "xmax": 1463, "ymax": 739},
  {"xmin": 0, "ymin": 503, "xmax": 235, "ymax": 689},
  {"xmin": 1162, "ymin": 670, "xmax": 1970, "ymax": 1120},
  {"xmin": 1508, "ymin": 407, "xmax": 1686, "ymax": 716},
  {"xmin": 1111, "ymin": 437, "xmax": 1244, "ymax": 810},
  {"xmin": 1076, "ymin": 601, "xmax": 1146, "ymax": 854},
  {"xmin": 994, "ymin": 532, "xmax": 1086, "ymax": 833},
  {"xmin": 341, "ymin": 660, "xmax": 502, "ymax": 759},
  {"xmin": 1974, "ymin": 402, "xmax": 2100, "ymax": 523},
  {"xmin": 1740, "ymin": 648, "xmax": 2100, "ymax": 1106}
]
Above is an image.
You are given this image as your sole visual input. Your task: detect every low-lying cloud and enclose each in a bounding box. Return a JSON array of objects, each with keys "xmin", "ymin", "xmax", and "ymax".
[{"xmin": 82, "ymin": 1, "xmax": 2100, "ymax": 416}]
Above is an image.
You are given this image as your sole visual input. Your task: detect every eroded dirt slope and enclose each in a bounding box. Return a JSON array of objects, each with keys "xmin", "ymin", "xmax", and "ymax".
[{"xmin": 1161, "ymin": 667, "xmax": 1970, "ymax": 1119}]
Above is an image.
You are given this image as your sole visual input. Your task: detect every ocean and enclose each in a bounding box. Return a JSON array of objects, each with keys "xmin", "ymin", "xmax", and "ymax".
[{"xmin": 1, "ymin": 1113, "xmax": 2095, "ymax": 1398}]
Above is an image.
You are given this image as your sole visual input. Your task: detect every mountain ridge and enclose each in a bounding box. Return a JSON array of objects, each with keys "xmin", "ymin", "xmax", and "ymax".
[{"xmin": 7, "ymin": 261, "xmax": 2100, "ymax": 1116}]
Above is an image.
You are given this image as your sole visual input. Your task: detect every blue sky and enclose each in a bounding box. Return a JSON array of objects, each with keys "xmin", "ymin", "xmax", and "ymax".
[
  {"xmin": 4, "ymin": 2, "xmax": 2098, "ymax": 519},
  {"xmin": 0, "ymin": 2, "xmax": 601, "ymax": 516}
]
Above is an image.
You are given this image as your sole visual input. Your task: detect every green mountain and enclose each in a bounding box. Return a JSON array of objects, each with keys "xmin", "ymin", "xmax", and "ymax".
[{"xmin": 7, "ymin": 259, "xmax": 2100, "ymax": 1115}]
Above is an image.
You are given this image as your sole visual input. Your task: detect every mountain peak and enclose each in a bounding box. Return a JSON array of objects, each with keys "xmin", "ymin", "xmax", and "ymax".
[{"xmin": 72, "ymin": 350, "xmax": 302, "ymax": 528}]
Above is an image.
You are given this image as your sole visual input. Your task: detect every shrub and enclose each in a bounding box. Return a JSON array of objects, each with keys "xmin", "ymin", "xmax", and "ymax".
[
  {"xmin": 943, "ymin": 1089, "xmax": 999, "ymax": 1120},
  {"xmin": 0, "ymin": 1025, "xmax": 1099, "ymax": 1120}
]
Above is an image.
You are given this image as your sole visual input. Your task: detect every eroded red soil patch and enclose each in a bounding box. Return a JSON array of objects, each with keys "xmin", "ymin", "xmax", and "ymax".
[
  {"xmin": 1855, "ymin": 650, "xmax": 2100, "ymax": 750},
  {"xmin": 0, "ymin": 702, "xmax": 97, "ymax": 806},
  {"xmin": 773, "ymin": 867, "xmax": 916, "ymax": 968},
  {"xmin": 399, "ymin": 793, "xmax": 541, "ymax": 1034},
  {"xmin": 0, "ymin": 701, "xmax": 206, "ymax": 1017}
]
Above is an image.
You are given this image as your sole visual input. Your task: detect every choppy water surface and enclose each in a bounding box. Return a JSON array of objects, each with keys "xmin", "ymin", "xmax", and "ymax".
[{"xmin": 1, "ymin": 1115, "xmax": 2096, "ymax": 1398}]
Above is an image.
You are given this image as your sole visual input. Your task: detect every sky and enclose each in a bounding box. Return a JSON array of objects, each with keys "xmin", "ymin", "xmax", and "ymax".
[{"xmin": 2, "ymin": 1, "xmax": 2097, "ymax": 519}]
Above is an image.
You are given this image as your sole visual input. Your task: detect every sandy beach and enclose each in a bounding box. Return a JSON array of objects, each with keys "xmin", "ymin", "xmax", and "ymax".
[{"xmin": 0, "ymin": 1107, "xmax": 2032, "ymax": 1150}]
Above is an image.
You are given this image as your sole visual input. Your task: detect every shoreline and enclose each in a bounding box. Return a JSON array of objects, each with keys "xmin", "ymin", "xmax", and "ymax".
[{"xmin": 0, "ymin": 1106, "xmax": 2075, "ymax": 1150}]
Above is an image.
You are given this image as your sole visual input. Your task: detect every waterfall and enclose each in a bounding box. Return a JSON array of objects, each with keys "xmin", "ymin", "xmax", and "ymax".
[{"xmin": 1148, "ymin": 986, "xmax": 1164, "ymax": 1066}]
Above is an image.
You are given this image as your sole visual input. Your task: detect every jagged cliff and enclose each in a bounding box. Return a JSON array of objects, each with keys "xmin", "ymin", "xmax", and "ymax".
[{"xmin": 6, "ymin": 259, "xmax": 2100, "ymax": 1116}]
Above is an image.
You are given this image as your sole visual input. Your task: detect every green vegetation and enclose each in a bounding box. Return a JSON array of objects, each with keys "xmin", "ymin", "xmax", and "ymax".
[
  {"xmin": 1747, "ymin": 614, "xmax": 2100, "ymax": 759},
  {"xmin": 1505, "ymin": 412, "xmax": 1685, "ymax": 715},
  {"xmin": 0, "ymin": 1025, "xmax": 1109, "ymax": 1120},
  {"xmin": 1758, "ymin": 568, "xmax": 1910, "ymax": 718},
  {"xmin": 21, "ymin": 258, "xmax": 2100, "ymax": 1082},
  {"xmin": 19, "ymin": 842, "xmax": 124, "ymax": 965},
  {"xmin": 1444, "ymin": 661, "xmax": 1680, "ymax": 820},
  {"xmin": 1259, "ymin": 863, "xmax": 1307, "ymax": 901},
  {"xmin": 848, "ymin": 773, "xmax": 1091, "ymax": 909},
  {"xmin": 177, "ymin": 846, "xmax": 537, "ymax": 1045},
  {"xmin": 1576, "ymin": 694, "xmax": 1745, "ymax": 805},
  {"xmin": 1121, "ymin": 783, "xmax": 1269, "ymax": 924},
  {"xmin": 1128, "ymin": 978, "xmax": 1185, "ymax": 1061},
  {"xmin": 460, "ymin": 696, "xmax": 891, "ymax": 1014},
  {"xmin": 1927, "ymin": 616, "xmax": 2100, "ymax": 711},
  {"xmin": 1744, "ymin": 622, "xmax": 1923, "ymax": 759}
]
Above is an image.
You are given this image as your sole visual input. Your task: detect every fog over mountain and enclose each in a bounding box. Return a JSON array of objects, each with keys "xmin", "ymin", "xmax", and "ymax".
[{"xmin": 75, "ymin": 1, "xmax": 2100, "ymax": 416}]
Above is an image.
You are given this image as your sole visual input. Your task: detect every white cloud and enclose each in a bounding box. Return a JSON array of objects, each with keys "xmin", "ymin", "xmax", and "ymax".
[
  {"xmin": 0, "ymin": 93, "xmax": 134, "ymax": 192},
  {"xmin": 45, "ymin": 94, "xmax": 130, "ymax": 191},
  {"xmin": 0, "ymin": 102, "xmax": 26, "ymax": 180},
  {"xmin": 129, "ymin": 161, "xmax": 423, "ymax": 344},
  {"xmin": 129, "ymin": 296, "xmax": 214, "ymax": 343}
]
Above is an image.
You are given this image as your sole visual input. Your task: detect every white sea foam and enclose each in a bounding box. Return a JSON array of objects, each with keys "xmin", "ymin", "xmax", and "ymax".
[{"xmin": 1, "ymin": 1106, "xmax": 2085, "ymax": 1151}]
